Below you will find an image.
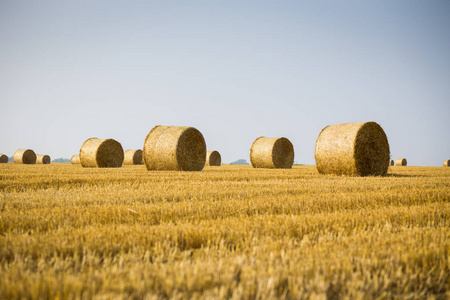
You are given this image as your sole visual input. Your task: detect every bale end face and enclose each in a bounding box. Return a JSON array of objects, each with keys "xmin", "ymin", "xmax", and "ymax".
[
  {"xmin": 0, "ymin": 154, "xmax": 8, "ymax": 163},
  {"xmin": 206, "ymin": 150, "xmax": 221, "ymax": 166},
  {"xmin": 444, "ymin": 160, "xmax": 450, "ymax": 167}
]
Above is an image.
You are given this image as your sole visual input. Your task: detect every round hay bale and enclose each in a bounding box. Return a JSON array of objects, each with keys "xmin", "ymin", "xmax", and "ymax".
[
  {"xmin": 390, "ymin": 160, "xmax": 394, "ymax": 166},
  {"xmin": 0, "ymin": 154, "xmax": 8, "ymax": 163},
  {"xmin": 143, "ymin": 125, "xmax": 206, "ymax": 171},
  {"xmin": 250, "ymin": 137, "xmax": 294, "ymax": 169},
  {"xmin": 124, "ymin": 149, "xmax": 143, "ymax": 165},
  {"xmin": 13, "ymin": 149, "xmax": 37, "ymax": 164},
  {"xmin": 79, "ymin": 138, "xmax": 124, "ymax": 168},
  {"xmin": 444, "ymin": 160, "xmax": 450, "ymax": 167},
  {"xmin": 314, "ymin": 122, "xmax": 390, "ymax": 176},
  {"xmin": 71, "ymin": 155, "xmax": 80, "ymax": 164},
  {"xmin": 36, "ymin": 154, "xmax": 51, "ymax": 164},
  {"xmin": 395, "ymin": 158, "xmax": 407, "ymax": 166},
  {"xmin": 206, "ymin": 150, "xmax": 221, "ymax": 166}
]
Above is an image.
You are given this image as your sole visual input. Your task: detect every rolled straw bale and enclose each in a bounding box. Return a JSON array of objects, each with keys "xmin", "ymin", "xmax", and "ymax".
[
  {"xmin": 314, "ymin": 122, "xmax": 390, "ymax": 176},
  {"xmin": 390, "ymin": 160, "xmax": 394, "ymax": 166},
  {"xmin": 80, "ymin": 138, "xmax": 124, "ymax": 168},
  {"xmin": 124, "ymin": 149, "xmax": 143, "ymax": 165},
  {"xmin": 206, "ymin": 150, "xmax": 221, "ymax": 166},
  {"xmin": 395, "ymin": 158, "xmax": 407, "ymax": 166},
  {"xmin": 143, "ymin": 125, "xmax": 206, "ymax": 171},
  {"xmin": 36, "ymin": 154, "xmax": 51, "ymax": 164},
  {"xmin": 13, "ymin": 149, "xmax": 36, "ymax": 164},
  {"xmin": 71, "ymin": 155, "xmax": 80, "ymax": 164},
  {"xmin": 250, "ymin": 137, "xmax": 294, "ymax": 169},
  {"xmin": 444, "ymin": 160, "xmax": 450, "ymax": 167},
  {"xmin": 0, "ymin": 154, "xmax": 8, "ymax": 163}
]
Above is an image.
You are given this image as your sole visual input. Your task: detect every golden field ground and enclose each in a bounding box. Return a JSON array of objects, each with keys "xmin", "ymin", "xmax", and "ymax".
[{"xmin": 0, "ymin": 163, "xmax": 449, "ymax": 299}]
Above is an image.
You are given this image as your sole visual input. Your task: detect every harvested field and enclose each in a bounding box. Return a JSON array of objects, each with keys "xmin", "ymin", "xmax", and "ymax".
[{"xmin": 0, "ymin": 164, "xmax": 449, "ymax": 299}]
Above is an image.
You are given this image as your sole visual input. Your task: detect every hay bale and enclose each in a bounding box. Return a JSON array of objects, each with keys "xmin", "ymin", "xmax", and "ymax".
[
  {"xmin": 395, "ymin": 158, "xmax": 407, "ymax": 166},
  {"xmin": 13, "ymin": 149, "xmax": 37, "ymax": 164},
  {"xmin": 206, "ymin": 150, "xmax": 221, "ymax": 166},
  {"xmin": 444, "ymin": 160, "xmax": 450, "ymax": 167},
  {"xmin": 0, "ymin": 154, "xmax": 8, "ymax": 163},
  {"xmin": 79, "ymin": 138, "xmax": 124, "ymax": 168},
  {"xmin": 143, "ymin": 125, "xmax": 206, "ymax": 171},
  {"xmin": 71, "ymin": 155, "xmax": 80, "ymax": 164},
  {"xmin": 314, "ymin": 122, "xmax": 390, "ymax": 176},
  {"xmin": 250, "ymin": 137, "xmax": 294, "ymax": 169},
  {"xmin": 36, "ymin": 154, "xmax": 51, "ymax": 164},
  {"xmin": 124, "ymin": 149, "xmax": 143, "ymax": 165},
  {"xmin": 390, "ymin": 160, "xmax": 394, "ymax": 166}
]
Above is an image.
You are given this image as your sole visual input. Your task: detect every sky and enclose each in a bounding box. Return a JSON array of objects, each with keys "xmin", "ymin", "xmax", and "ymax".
[{"xmin": 1, "ymin": 1, "xmax": 449, "ymax": 166}]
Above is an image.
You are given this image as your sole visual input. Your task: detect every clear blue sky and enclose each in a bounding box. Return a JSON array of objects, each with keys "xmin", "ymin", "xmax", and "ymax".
[{"xmin": 1, "ymin": 1, "xmax": 449, "ymax": 165}]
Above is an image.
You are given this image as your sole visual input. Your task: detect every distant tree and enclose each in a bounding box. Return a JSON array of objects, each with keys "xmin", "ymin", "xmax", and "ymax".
[
  {"xmin": 8, "ymin": 156, "xmax": 13, "ymax": 162},
  {"xmin": 230, "ymin": 159, "xmax": 249, "ymax": 165},
  {"xmin": 52, "ymin": 158, "xmax": 71, "ymax": 163}
]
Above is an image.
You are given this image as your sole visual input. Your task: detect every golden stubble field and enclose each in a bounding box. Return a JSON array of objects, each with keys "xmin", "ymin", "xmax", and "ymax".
[{"xmin": 0, "ymin": 164, "xmax": 449, "ymax": 299}]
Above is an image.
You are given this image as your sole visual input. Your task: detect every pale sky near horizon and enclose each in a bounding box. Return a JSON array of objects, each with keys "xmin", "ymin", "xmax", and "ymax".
[{"xmin": 1, "ymin": 1, "xmax": 449, "ymax": 166}]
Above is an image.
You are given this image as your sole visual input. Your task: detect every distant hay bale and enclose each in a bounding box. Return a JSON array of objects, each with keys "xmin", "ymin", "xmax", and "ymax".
[
  {"xmin": 79, "ymin": 138, "xmax": 124, "ymax": 168},
  {"xmin": 250, "ymin": 137, "xmax": 294, "ymax": 169},
  {"xmin": 124, "ymin": 149, "xmax": 143, "ymax": 165},
  {"xmin": 444, "ymin": 160, "xmax": 450, "ymax": 167},
  {"xmin": 395, "ymin": 158, "xmax": 407, "ymax": 166},
  {"xmin": 390, "ymin": 160, "xmax": 394, "ymax": 166},
  {"xmin": 143, "ymin": 125, "xmax": 206, "ymax": 171},
  {"xmin": 36, "ymin": 154, "xmax": 51, "ymax": 164},
  {"xmin": 0, "ymin": 154, "xmax": 8, "ymax": 163},
  {"xmin": 71, "ymin": 155, "xmax": 80, "ymax": 164},
  {"xmin": 13, "ymin": 149, "xmax": 37, "ymax": 164},
  {"xmin": 206, "ymin": 150, "xmax": 221, "ymax": 166},
  {"xmin": 314, "ymin": 122, "xmax": 390, "ymax": 176}
]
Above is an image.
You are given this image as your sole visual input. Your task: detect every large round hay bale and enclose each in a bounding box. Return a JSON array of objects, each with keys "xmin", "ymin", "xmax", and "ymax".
[
  {"xmin": 250, "ymin": 137, "xmax": 294, "ymax": 169},
  {"xmin": 390, "ymin": 160, "xmax": 394, "ymax": 166},
  {"xmin": 0, "ymin": 154, "xmax": 8, "ymax": 163},
  {"xmin": 124, "ymin": 149, "xmax": 143, "ymax": 165},
  {"xmin": 143, "ymin": 126, "xmax": 206, "ymax": 171},
  {"xmin": 79, "ymin": 138, "xmax": 124, "ymax": 168},
  {"xmin": 444, "ymin": 160, "xmax": 450, "ymax": 167},
  {"xmin": 36, "ymin": 154, "xmax": 51, "ymax": 164},
  {"xmin": 13, "ymin": 149, "xmax": 37, "ymax": 164},
  {"xmin": 314, "ymin": 122, "xmax": 390, "ymax": 176},
  {"xmin": 206, "ymin": 150, "xmax": 221, "ymax": 166},
  {"xmin": 71, "ymin": 155, "xmax": 80, "ymax": 164},
  {"xmin": 395, "ymin": 158, "xmax": 407, "ymax": 166}
]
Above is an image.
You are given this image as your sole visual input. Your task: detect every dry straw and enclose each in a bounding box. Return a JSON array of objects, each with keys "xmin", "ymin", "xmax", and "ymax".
[
  {"xmin": 206, "ymin": 150, "xmax": 221, "ymax": 166},
  {"xmin": 13, "ymin": 149, "xmax": 37, "ymax": 164},
  {"xmin": 79, "ymin": 138, "xmax": 124, "ymax": 168},
  {"xmin": 390, "ymin": 160, "xmax": 394, "ymax": 166},
  {"xmin": 143, "ymin": 125, "xmax": 206, "ymax": 171},
  {"xmin": 124, "ymin": 149, "xmax": 143, "ymax": 165},
  {"xmin": 314, "ymin": 122, "xmax": 390, "ymax": 176},
  {"xmin": 250, "ymin": 137, "xmax": 294, "ymax": 169},
  {"xmin": 71, "ymin": 155, "xmax": 80, "ymax": 164},
  {"xmin": 0, "ymin": 153, "xmax": 8, "ymax": 163},
  {"xmin": 395, "ymin": 158, "xmax": 407, "ymax": 166},
  {"xmin": 36, "ymin": 154, "xmax": 51, "ymax": 164},
  {"xmin": 444, "ymin": 160, "xmax": 450, "ymax": 167}
]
